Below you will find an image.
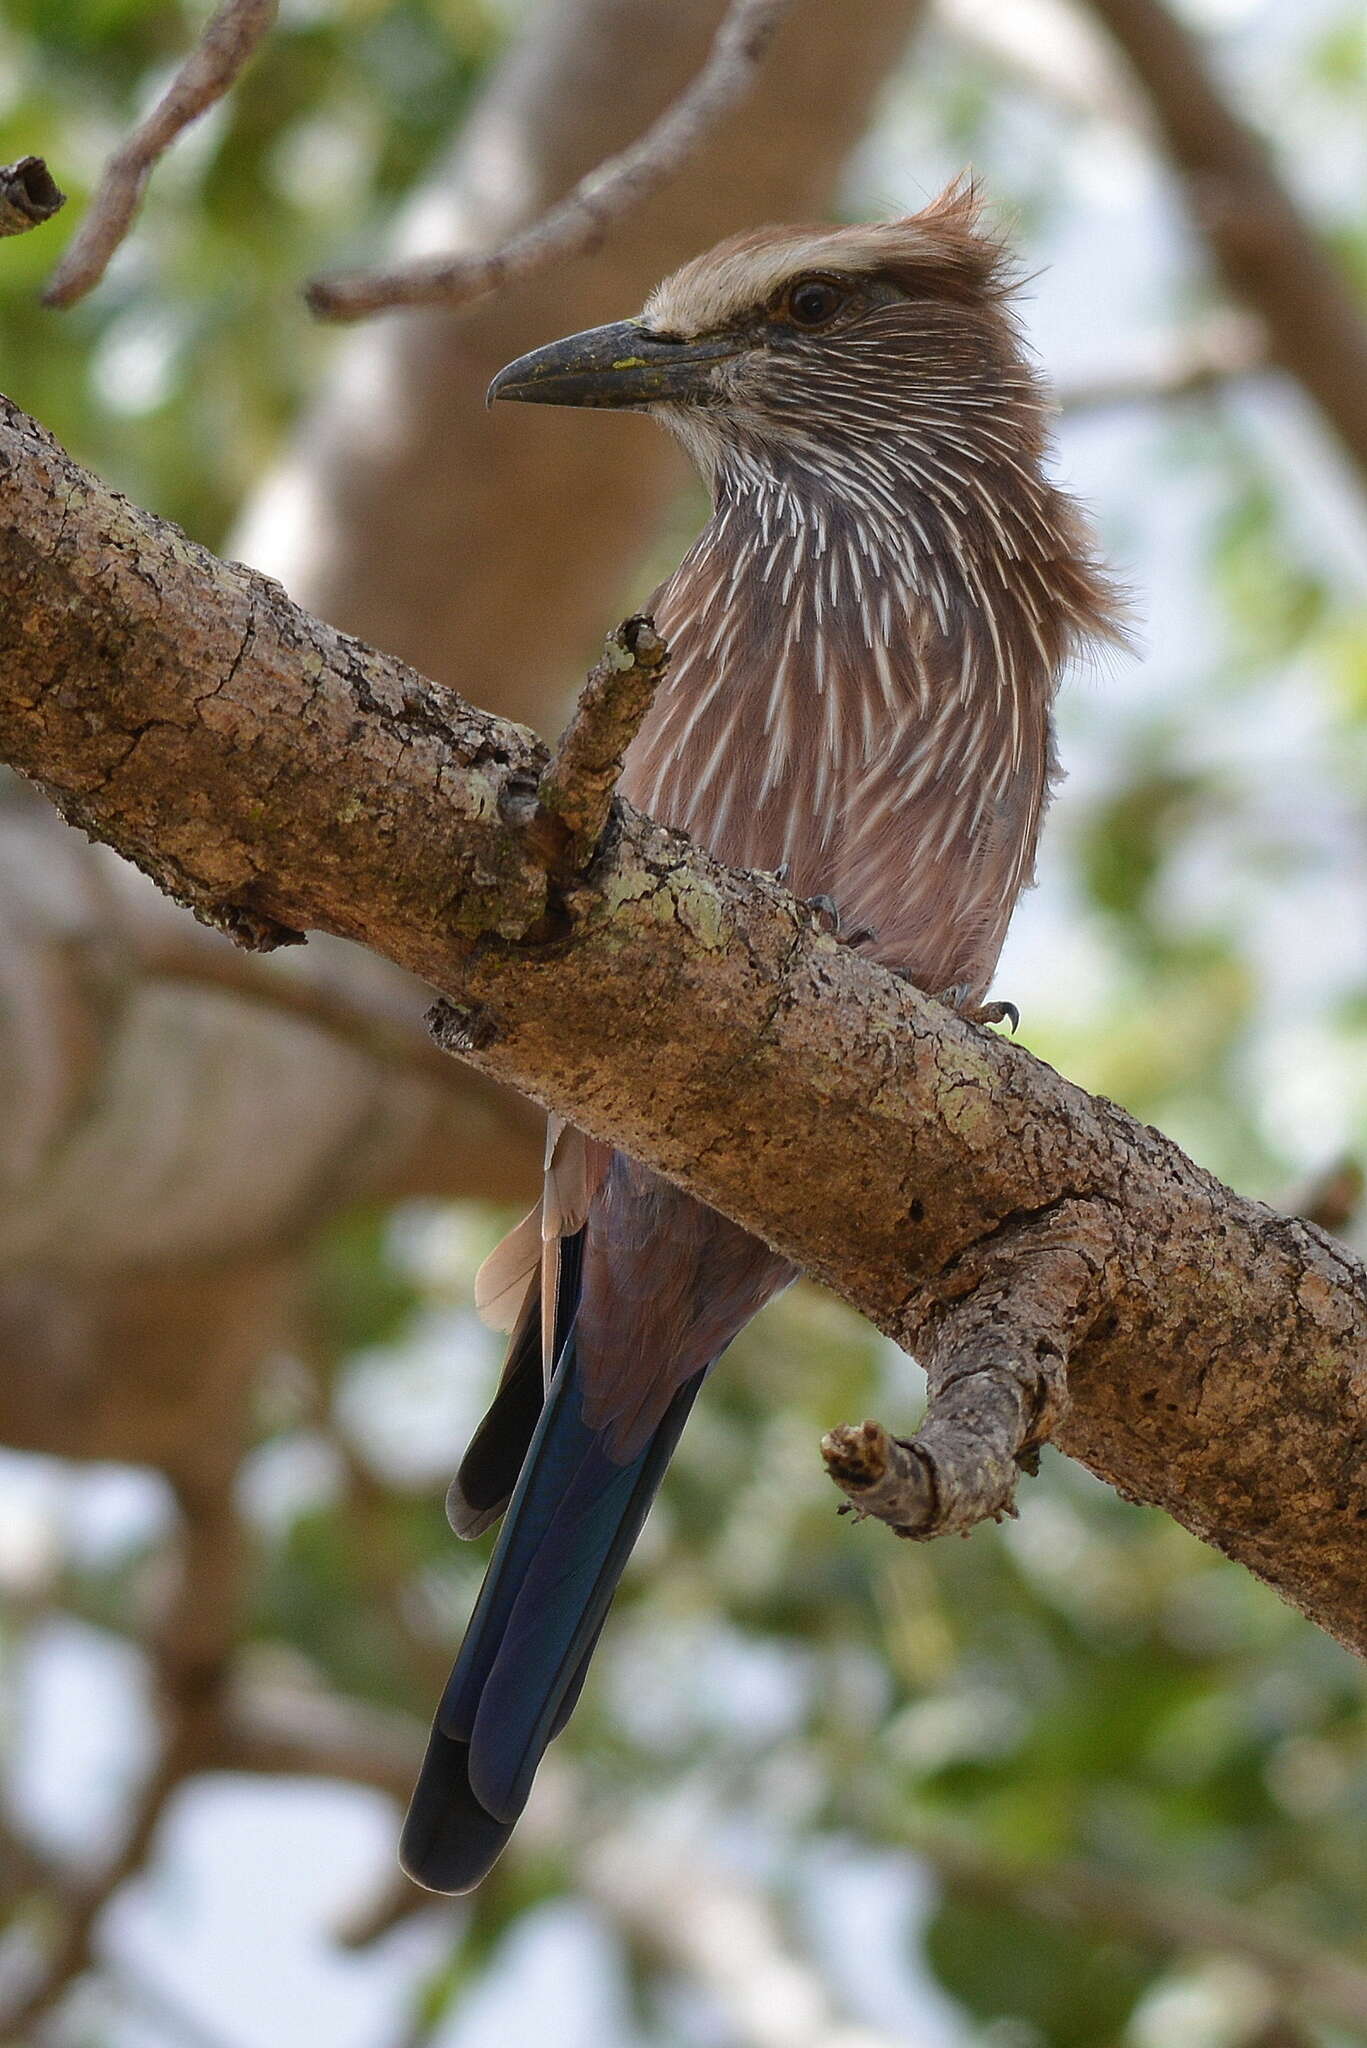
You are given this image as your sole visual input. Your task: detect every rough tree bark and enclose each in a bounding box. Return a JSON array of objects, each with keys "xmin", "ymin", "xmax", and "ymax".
[{"xmin": 1, "ymin": 396, "xmax": 1362, "ymax": 1654}]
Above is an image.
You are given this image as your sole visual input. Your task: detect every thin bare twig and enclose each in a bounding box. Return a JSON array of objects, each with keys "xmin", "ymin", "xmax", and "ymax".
[
  {"xmin": 0, "ymin": 1750, "xmax": 194, "ymax": 2044},
  {"xmin": 213, "ymin": 1679, "xmax": 444, "ymax": 1953},
  {"xmin": 337, "ymin": 1877, "xmax": 436, "ymax": 1952},
  {"xmin": 586, "ymin": 1833, "xmax": 907, "ymax": 2048},
  {"xmin": 936, "ymin": 0, "xmax": 1140, "ymax": 126},
  {"xmin": 823, "ymin": 1201, "xmax": 1115, "ymax": 1535},
  {"xmin": 134, "ymin": 925, "xmax": 523, "ymax": 1106},
  {"xmin": 1059, "ymin": 312, "xmax": 1267, "ymax": 416},
  {"xmin": 219, "ymin": 1676, "xmax": 425, "ymax": 1802},
  {"xmin": 305, "ymin": 0, "xmax": 796, "ymax": 322},
  {"xmin": 0, "ymin": 1444, "xmax": 245, "ymax": 2036},
  {"xmin": 0, "ymin": 158, "xmax": 65, "ymax": 239},
  {"xmin": 917, "ymin": 1828, "xmax": 1367, "ymax": 2036},
  {"xmin": 42, "ymin": 0, "xmax": 277, "ymax": 308},
  {"xmin": 1083, "ymin": 0, "xmax": 1367, "ymax": 486}
]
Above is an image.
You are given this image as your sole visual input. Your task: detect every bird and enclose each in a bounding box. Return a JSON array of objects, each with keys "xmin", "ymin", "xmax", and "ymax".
[{"xmin": 400, "ymin": 182, "xmax": 1121, "ymax": 1893}]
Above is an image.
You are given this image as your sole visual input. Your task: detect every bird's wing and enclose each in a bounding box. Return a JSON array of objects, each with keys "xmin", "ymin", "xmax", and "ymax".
[
  {"xmin": 455, "ymin": 1122, "xmax": 610, "ymax": 1538},
  {"xmin": 472, "ymin": 1202, "xmax": 541, "ymax": 1333},
  {"xmin": 473, "ymin": 1118, "xmax": 610, "ymax": 1350},
  {"xmin": 539, "ymin": 1118, "xmax": 609, "ymax": 1387}
]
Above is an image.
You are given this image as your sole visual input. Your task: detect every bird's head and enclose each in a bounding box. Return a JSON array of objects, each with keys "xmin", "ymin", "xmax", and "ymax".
[{"xmin": 488, "ymin": 183, "xmax": 1036, "ymax": 489}]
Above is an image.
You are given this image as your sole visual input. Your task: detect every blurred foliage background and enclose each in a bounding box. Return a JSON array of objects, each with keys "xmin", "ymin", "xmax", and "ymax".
[
  {"xmin": 1, "ymin": 2, "xmax": 1365, "ymax": 2045},
  {"xmin": 0, "ymin": 0, "xmax": 497, "ymax": 537}
]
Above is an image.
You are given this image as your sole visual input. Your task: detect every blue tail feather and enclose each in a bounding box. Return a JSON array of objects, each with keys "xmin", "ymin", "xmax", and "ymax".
[
  {"xmin": 400, "ymin": 1334, "xmax": 704, "ymax": 1891},
  {"xmin": 399, "ymin": 1730, "xmax": 514, "ymax": 1895},
  {"xmin": 438, "ymin": 1346, "xmax": 602, "ymax": 1743},
  {"xmin": 467, "ymin": 1356, "xmax": 701, "ymax": 1821},
  {"xmin": 447, "ymin": 1228, "xmax": 586, "ymax": 1533}
]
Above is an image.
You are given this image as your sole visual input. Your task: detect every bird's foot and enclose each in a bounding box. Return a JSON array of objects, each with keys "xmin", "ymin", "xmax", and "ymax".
[
  {"xmin": 807, "ymin": 893, "xmax": 877, "ymax": 948},
  {"xmin": 938, "ymin": 983, "xmax": 1019, "ymax": 1034}
]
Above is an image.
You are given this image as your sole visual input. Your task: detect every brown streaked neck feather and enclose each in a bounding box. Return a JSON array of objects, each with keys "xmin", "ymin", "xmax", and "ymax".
[{"xmin": 622, "ymin": 391, "xmax": 1117, "ymax": 1000}]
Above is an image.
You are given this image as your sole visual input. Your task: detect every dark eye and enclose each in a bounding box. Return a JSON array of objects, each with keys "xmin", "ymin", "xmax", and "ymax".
[{"xmin": 785, "ymin": 277, "xmax": 846, "ymax": 328}]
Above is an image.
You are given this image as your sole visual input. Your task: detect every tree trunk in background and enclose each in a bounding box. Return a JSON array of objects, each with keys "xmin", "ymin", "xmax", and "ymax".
[
  {"xmin": 1, "ymin": 0, "xmax": 921, "ymax": 1444},
  {"xmin": 234, "ymin": 0, "xmax": 925, "ymax": 727},
  {"xmin": 0, "ymin": 776, "xmax": 543, "ymax": 1457},
  {"xmin": 0, "ymin": 782, "xmax": 539, "ymax": 1274}
]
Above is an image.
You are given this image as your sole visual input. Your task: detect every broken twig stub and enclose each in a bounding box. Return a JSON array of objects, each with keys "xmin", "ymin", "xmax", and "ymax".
[
  {"xmin": 534, "ymin": 615, "xmax": 670, "ymax": 871},
  {"xmin": 0, "ymin": 158, "xmax": 65, "ymax": 238},
  {"xmin": 824, "ymin": 1201, "xmax": 1116, "ymax": 1537}
]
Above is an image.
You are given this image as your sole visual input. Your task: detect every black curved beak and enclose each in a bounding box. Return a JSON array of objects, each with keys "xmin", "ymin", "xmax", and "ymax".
[{"xmin": 487, "ymin": 319, "xmax": 736, "ymax": 409}]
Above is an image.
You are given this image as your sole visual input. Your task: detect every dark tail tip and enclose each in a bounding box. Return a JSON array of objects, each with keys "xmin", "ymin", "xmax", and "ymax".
[{"xmin": 399, "ymin": 1725, "xmax": 516, "ymax": 1895}]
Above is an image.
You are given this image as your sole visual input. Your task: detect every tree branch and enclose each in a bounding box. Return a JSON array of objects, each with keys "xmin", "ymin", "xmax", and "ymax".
[
  {"xmin": 0, "ymin": 1434, "xmax": 245, "ymax": 2037},
  {"xmin": 42, "ymin": 0, "xmax": 277, "ymax": 309},
  {"xmin": 1083, "ymin": 0, "xmax": 1367, "ymax": 485},
  {"xmin": 305, "ymin": 0, "xmax": 795, "ymax": 321},
  {"xmin": 915, "ymin": 1828, "xmax": 1367, "ymax": 2038},
  {"xmin": 0, "ymin": 783, "xmax": 541, "ymax": 1317},
  {"xmin": 134, "ymin": 922, "xmax": 526, "ymax": 1111},
  {"xmin": 0, "ymin": 157, "xmax": 65, "ymax": 239},
  {"xmin": 0, "ymin": 394, "xmax": 1363, "ymax": 1650},
  {"xmin": 1058, "ymin": 312, "xmax": 1267, "ymax": 416},
  {"xmin": 823, "ymin": 1199, "xmax": 1114, "ymax": 1535}
]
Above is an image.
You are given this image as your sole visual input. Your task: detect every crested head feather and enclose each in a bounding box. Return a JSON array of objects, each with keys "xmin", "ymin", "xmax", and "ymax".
[
  {"xmin": 633, "ymin": 175, "xmax": 1123, "ymax": 665},
  {"xmin": 643, "ymin": 180, "xmax": 1014, "ymax": 339}
]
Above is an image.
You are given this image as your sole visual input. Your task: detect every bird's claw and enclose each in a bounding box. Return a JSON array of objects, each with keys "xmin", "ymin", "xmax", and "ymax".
[
  {"xmin": 805, "ymin": 893, "xmax": 877, "ymax": 948},
  {"xmin": 937, "ymin": 985, "xmax": 1019, "ymax": 1033}
]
